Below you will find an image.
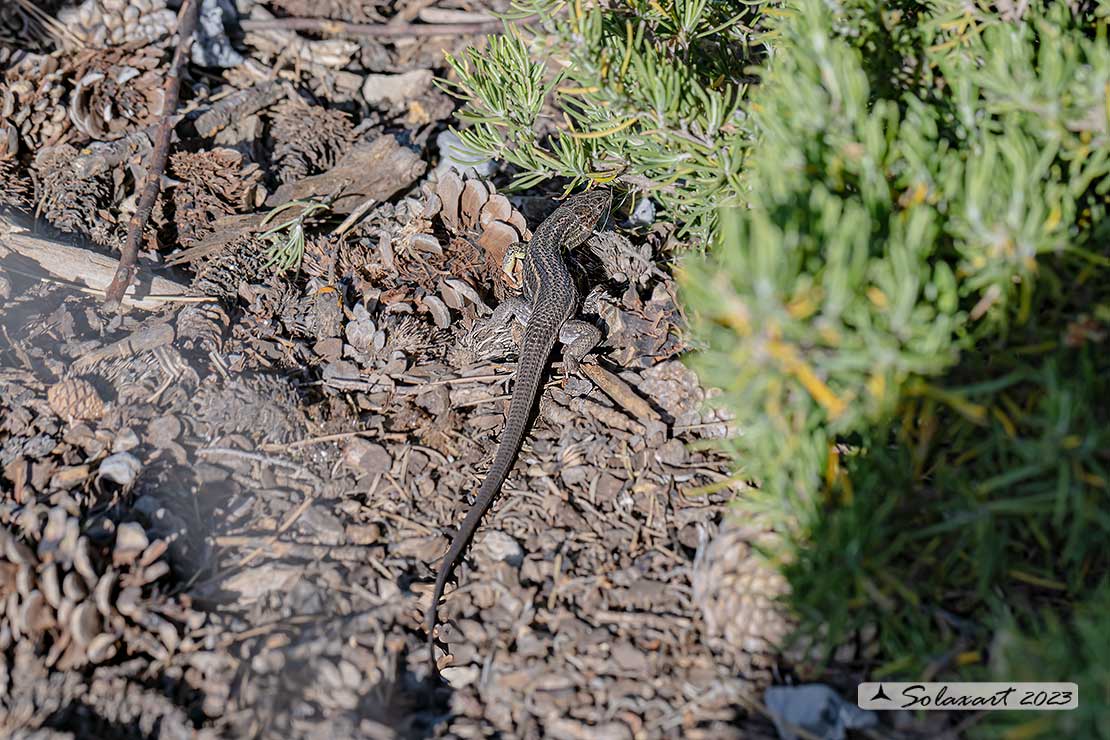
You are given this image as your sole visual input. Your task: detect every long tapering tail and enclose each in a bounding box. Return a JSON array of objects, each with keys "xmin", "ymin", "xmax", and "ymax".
[{"xmin": 426, "ymin": 323, "xmax": 558, "ymax": 673}]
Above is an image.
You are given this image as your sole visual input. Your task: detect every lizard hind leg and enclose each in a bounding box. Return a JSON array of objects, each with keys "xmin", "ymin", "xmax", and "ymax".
[
  {"xmin": 557, "ymin": 319, "xmax": 602, "ymax": 376},
  {"xmin": 490, "ymin": 296, "xmax": 532, "ymax": 328}
]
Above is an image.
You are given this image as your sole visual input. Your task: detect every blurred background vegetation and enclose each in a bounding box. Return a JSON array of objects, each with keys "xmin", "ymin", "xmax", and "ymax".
[{"xmin": 447, "ymin": 0, "xmax": 1110, "ymax": 735}]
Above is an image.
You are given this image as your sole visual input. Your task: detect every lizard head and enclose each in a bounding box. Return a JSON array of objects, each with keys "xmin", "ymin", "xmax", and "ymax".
[{"xmin": 556, "ymin": 188, "xmax": 613, "ymax": 249}]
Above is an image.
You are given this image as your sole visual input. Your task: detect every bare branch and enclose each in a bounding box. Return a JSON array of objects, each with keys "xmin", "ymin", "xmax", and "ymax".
[{"xmin": 103, "ymin": 0, "xmax": 200, "ymax": 311}]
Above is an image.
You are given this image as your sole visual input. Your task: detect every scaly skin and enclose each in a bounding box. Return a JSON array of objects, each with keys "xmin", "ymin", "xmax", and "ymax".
[{"xmin": 427, "ymin": 189, "xmax": 612, "ymax": 673}]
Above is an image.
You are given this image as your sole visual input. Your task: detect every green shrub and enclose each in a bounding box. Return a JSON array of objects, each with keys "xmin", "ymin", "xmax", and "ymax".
[
  {"xmin": 683, "ymin": 0, "xmax": 1110, "ymax": 676},
  {"xmin": 441, "ymin": 0, "xmax": 765, "ymax": 235}
]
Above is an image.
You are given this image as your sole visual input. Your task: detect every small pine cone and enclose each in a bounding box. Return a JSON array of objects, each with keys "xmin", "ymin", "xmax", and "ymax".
[
  {"xmin": 171, "ymin": 148, "xmax": 262, "ymax": 213},
  {"xmin": 175, "ymin": 304, "xmax": 229, "ymax": 353},
  {"xmin": 47, "ymin": 377, "xmax": 105, "ymax": 422},
  {"xmin": 1, "ymin": 54, "xmax": 72, "ymax": 151},
  {"xmin": 67, "ymin": 46, "xmax": 166, "ymax": 141},
  {"xmin": 383, "ymin": 314, "xmax": 448, "ymax": 362},
  {"xmin": 301, "ymin": 233, "xmax": 339, "ymax": 282},
  {"xmin": 170, "ymin": 149, "xmax": 263, "ymax": 246},
  {"xmin": 189, "ymin": 233, "xmax": 270, "ymax": 302},
  {"xmin": 692, "ymin": 521, "xmax": 794, "ymax": 682},
  {"xmin": 268, "ymin": 99, "xmax": 356, "ymax": 183},
  {"xmin": 33, "ymin": 144, "xmax": 118, "ymax": 245},
  {"xmin": 58, "ymin": 0, "xmax": 177, "ymax": 49}
]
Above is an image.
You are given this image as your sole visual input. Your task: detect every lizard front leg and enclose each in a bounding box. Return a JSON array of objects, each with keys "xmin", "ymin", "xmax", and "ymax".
[
  {"xmin": 500, "ymin": 245, "xmax": 528, "ymax": 291},
  {"xmin": 557, "ymin": 320, "xmax": 602, "ymax": 376}
]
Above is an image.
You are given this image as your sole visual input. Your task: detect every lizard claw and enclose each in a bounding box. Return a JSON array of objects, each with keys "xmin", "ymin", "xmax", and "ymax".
[{"xmin": 561, "ymin": 356, "xmax": 581, "ymax": 379}]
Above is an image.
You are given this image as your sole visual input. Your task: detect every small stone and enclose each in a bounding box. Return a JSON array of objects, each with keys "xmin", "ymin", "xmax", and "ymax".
[
  {"xmin": 338, "ymin": 660, "xmax": 362, "ymax": 689},
  {"xmin": 655, "ymin": 439, "xmax": 688, "ymax": 465},
  {"xmin": 342, "ymin": 439, "xmax": 393, "ymax": 475},
  {"xmin": 362, "ymin": 69, "xmax": 433, "ymax": 107},
  {"xmin": 314, "ymin": 337, "xmax": 344, "ymax": 362},
  {"xmin": 345, "ymin": 523, "xmax": 381, "ymax": 545},
  {"xmin": 98, "ymin": 452, "xmax": 142, "ymax": 488},
  {"xmin": 440, "ymin": 664, "xmax": 480, "ymax": 689},
  {"xmin": 49, "ymin": 465, "xmax": 90, "ymax": 490},
  {"xmin": 345, "ymin": 318, "xmax": 375, "ymax": 352},
  {"xmin": 610, "ymin": 641, "xmax": 649, "ymax": 672},
  {"xmin": 477, "ymin": 530, "xmax": 523, "ymax": 565},
  {"xmin": 113, "ymin": 522, "xmax": 149, "ymax": 565},
  {"xmin": 112, "ymin": 427, "xmax": 141, "ymax": 452},
  {"xmin": 145, "ymin": 415, "xmax": 182, "ymax": 448}
]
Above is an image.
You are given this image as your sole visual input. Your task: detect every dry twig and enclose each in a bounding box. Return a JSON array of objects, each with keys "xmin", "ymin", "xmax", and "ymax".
[
  {"xmin": 240, "ymin": 17, "xmax": 504, "ymax": 37},
  {"xmin": 104, "ymin": 0, "xmax": 200, "ymax": 310}
]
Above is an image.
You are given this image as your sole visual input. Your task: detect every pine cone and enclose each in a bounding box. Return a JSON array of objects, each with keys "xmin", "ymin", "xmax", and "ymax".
[
  {"xmin": 46, "ymin": 378, "xmax": 105, "ymax": 422},
  {"xmin": 33, "ymin": 144, "xmax": 118, "ymax": 245},
  {"xmin": 0, "ymin": 509, "xmax": 186, "ymax": 673},
  {"xmin": 170, "ymin": 148, "xmax": 263, "ymax": 245},
  {"xmin": 67, "ymin": 46, "xmax": 166, "ymax": 141},
  {"xmin": 269, "ymin": 99, "xmax": 356, "ymax": 184},
  {"xmin": 1, "ymin": 53, "xmax": 71, "ymax": 152},
  {"xmin": 427, "ymin": 171, "xmax": 530, "ymax": 272},
  {"xmin": 692, "ymin": 520, "xmax": 794, "ymax": 685},
  {"xmin": 190, "ymin": 232, "xmax": 271, "ymax": 302},
  {"xmin": 58, "ymin": 0, "xmax": 177, "ymax": 48}
]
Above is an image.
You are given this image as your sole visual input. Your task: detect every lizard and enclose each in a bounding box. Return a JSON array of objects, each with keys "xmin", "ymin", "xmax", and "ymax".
[{"xmin": 427, "ymin": 188, "xmax": 613, "ymax": 673}]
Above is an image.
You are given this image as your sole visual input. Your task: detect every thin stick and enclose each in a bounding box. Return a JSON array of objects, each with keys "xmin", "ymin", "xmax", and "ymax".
[
  {"xmin": 240, "ymin": 17, "xmax": 504, "ymax": 37},
  {"xmin": 236, "ymin": 495, "xmax": 315, "ymax": 568},
  {"xmin": 104, "ymin": 0, "xmax": 200, "ymax": 310}
]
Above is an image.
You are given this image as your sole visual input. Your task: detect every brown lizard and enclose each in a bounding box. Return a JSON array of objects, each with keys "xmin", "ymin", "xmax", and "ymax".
[{"xmin": 427, "ymin": 188, "xmax": 613, "ymax": 673}]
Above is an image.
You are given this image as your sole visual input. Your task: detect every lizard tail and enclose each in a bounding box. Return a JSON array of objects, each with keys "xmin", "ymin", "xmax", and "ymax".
[{"xmin": 426, "ymin": 322, "xmax": 558, "ymax": 674}]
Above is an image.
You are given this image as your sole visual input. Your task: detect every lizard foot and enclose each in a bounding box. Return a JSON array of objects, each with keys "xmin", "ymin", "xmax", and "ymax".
[{"xmin": 558, "ymin": 319, "xmax": 602, "ymax": 380}]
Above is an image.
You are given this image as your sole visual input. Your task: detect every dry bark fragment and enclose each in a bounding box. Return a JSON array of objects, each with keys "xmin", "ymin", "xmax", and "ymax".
[{"xmin": 266, "ymin": 134, "xmax": 427, "ymax": 214}]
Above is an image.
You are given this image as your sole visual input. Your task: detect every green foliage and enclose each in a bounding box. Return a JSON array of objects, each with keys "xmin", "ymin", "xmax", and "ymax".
[
  {"xmin": 260, "ymin": 198, "xmax": 331, "ymax": 274},
  {"xmin": 442, "ymin": 0, "xmax": 765, "ymax": 235},
  {"xmin": 974, "ymin": 581, "xmax": 1110, "ymax": 739},
  {"xmin": 683, "ymin": 0, "xmax": 1110, "ymax": 675}
]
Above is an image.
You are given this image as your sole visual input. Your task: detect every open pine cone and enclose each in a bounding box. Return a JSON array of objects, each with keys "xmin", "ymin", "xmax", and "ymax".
[
  {"xmin": 692, "ymin": 520, "xmax": 794, "ymax": 687},
  {"xmin": 425, "ymin": 171, "xmax": 530, "ymax": 275},
  {"xmin": 0, "ymin": 507, "xmax": 194, "ymax": 675},
  {"xmin": 170, "ymin": 148, "xmax": 264, "ymax": 245},
  {"xmin": 269, "ymin": 98, "xmax": 357, "ymax": 184},
  {"xmin": 1, "ymin": 53, "xmax": 71, "ymax": 152},
  {"xmin": 67, "ymin": 46, "xmax": 166, "ymax": 141}
]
